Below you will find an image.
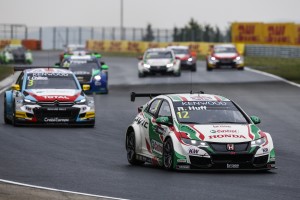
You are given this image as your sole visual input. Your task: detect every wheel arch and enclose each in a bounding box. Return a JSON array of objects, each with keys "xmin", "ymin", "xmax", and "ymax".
[{"xmin": 125, "ymin": 125, "xmax": 142, "ymax": 153}]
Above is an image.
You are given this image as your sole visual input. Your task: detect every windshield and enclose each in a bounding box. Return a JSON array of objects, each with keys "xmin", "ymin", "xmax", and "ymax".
[
  {"xmin": 26, "ymin": 73, "xmax": 78, "ymax": 89},
  {"xmin": 68, "ymin": 62, "xmax": 99, "ymax": 76},
  {"xmin": 173, "ymin": 101, "xmax": 248, "ymax": 124},
  {"xmin": 214, "ymin": 47, "xmax": 237, "ymax": 53},
  {"xmin": 171, "ymin": 49, "xmax": 189, "ymax": 55},
  {"xmin": 145, "ymin": 51, "xmax": 173, "ymax": 59}
]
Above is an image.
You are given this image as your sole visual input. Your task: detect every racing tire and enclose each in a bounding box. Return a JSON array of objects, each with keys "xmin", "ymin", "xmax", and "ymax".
[
  {"xmin": 11, "ymin": 102, "xmax": 18, "ymax": 127},
  {"xmin": 126, "ymin": 131, "xmax": 144, "ymax": 165},
  {"xmin": 237, "ymin": 67, "xmax": 244, "ymax": 70},
  {"xmin": 138, "ymin": 72, "xmax": 145, "ymax": 78},
  {"xmin": 191, "ymin": 64, "xmax": 197, "ymax": 72},
  {"xmin": 163, "ymin": 138, "xmax": 174, "ymax": 170},
  {"xmin": 174, "ymin": 70, "xmax": 181, "ymax": 77},
  {"xmin": 206, "ymin": 64, "xmax": 213, "ymax": 71}
]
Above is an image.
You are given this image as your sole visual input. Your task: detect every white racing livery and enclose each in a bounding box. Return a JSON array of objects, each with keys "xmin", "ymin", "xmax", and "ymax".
[
  {"xmin": 138, "ymin": 48, "xmax": 181, "ymax": 77},
  {"xmin": 126, "ymin": 92, "xmax": 276, "ymax": 171}
]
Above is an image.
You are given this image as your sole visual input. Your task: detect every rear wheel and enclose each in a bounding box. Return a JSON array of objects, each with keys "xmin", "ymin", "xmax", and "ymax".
[
  {"xmin": 126, "ymin": 131, "xmax": 144, "ymax": 165},
  {"xmin": 163, "ymin": 138, "xmax": 174, "ymax": 170}
]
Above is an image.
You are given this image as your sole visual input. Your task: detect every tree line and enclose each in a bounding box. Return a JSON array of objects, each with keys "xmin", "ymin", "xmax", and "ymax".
[{"xmin": 142, "ymin": 18, "xmax": 231, "ymax": 42}]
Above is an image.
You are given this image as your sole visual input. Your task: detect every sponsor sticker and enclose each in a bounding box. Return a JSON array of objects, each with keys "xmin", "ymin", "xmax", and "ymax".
[
  {"xmin": 209, "ymin": 134, "xmax": 246, "ymax": 139},
  {"xmin": 151, "ymin": 140, "xmax": 163, "ymax": 155},
  {"xmin": 227, "ymin": 164, "xmax": 239, "ymax": 169},
  {"xmin": 44, "ymin": 118, "xmax": 69, "ymax": 123},
  {"xmin": 188, "ymin": 147, "xmax": 200, "ymax": 155}
]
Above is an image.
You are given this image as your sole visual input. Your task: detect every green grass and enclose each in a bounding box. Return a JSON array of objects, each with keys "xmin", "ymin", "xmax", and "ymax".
[
  {"xmin": 245, "ymin": 57, "xmax": 300, "ymax": 84},
  {"xmin": 0, "ymin": 65, "xmax": 13, "ymax": 81}
]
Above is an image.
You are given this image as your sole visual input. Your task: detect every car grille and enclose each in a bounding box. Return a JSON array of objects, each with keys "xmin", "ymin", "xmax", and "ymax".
[
  {"xmin": 76, "ymin": 75, "xmax": 91, "ymax": 83},
  {"xmin": 219, "ymin": 59, "xmax": 234, "ymax": 63},
  {"xmin": 208, "ymin": 142, "xmax": 250, "ymax": 152},
  {"xmin": 150, "ymin": 66, "xmax": 167, "ymax": 72},
  {"xmin": 13, "ymin": 54, "xmax": 25, "ymax": 60},
  {"xmin": 38, "ymin": 101, "xmax": 74, "ymax": 107},
  {"xmin": 33, "ymin": 107, "xmax": 80, "ymax": 122},
  {"xmin": 211, "ymin": 154, "xmax": 253, "ymax": 164}
]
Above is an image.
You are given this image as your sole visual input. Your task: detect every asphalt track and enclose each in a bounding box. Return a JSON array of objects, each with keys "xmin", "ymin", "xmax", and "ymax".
[{"xmin": 0, "ymin": 51, "xmax": 300, "ymax": 200}]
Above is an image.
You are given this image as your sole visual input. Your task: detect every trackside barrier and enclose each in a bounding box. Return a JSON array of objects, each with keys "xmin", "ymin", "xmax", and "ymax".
[
  {"xmin": 86, "ymin": 40, "xmax": 245, "ymax": 56},
  {"xmin": 0, "ymin": 39, "xmax": 42, "ymax": 50}
]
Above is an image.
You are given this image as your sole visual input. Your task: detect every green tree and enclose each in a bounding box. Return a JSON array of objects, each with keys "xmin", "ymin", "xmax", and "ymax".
[{"xmin": 143, "ymin": 23, "xmax": 155, "ymax": 41}]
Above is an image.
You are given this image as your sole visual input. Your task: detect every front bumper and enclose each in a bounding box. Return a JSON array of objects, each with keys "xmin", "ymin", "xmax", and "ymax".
[
  {"xmin": 207, "ymin": 58, "xmax": 244, "ymax": 69},
  {"xmin": 174, "ymin": 142, "xmax": 276, "ymax": 170},
  {"xmin": 14, "ymin": 106, "xmax": 95, "ymax": 126}
]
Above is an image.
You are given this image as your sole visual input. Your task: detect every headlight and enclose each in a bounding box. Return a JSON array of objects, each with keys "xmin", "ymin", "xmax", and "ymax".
[
  {"xmin": 235, "ymin": 56, "xmax": 241, "ymax": 61},
  {"xmin": 75, "ymin": 98, "xmax": 86, "ymax": 104},
  {"xmin": 188, "ymin": 57, "xmax": 193, "ymax": 62},
  {"xmin": 24, "ymin": 99, "xmax": 37, "ymax": 104},
  {"xmin": 166, "ymin": 63, "xmax": 174, "ymax": 68},
  {"xmin": 251, "ymin": 137, "xmax": 266, "ymax": 147},
  {"xmin": 143, "ymin": 64, "xmax": 151, "ymax": 68},
  {"xmin": 94, "ymin": 75, "xmax": 101, "ymax": 81},
  {"xmin": 210, "ymin": 56, "xmax": 216, "ymax": 61},
  {"xmin": 182, "ymin": 138, "xmax": 209, "ymax": 147}
]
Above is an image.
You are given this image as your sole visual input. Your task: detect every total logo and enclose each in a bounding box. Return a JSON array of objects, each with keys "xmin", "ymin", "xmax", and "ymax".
[
  {"xmin": 43, "ymin": 96, "xmax": 69, "ymax": 100},
  {"xmin": 210, "ymin": 129, "xmax": 239, "ymax": 134}
]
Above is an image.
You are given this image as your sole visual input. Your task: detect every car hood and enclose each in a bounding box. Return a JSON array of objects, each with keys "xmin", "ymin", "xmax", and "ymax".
[
  {"xmin": 146, "ymin": 59, "xmax": 172, "ymax": 66},
  {"xmin": 25, "ymin": 89, "xmax": 82, "ymax": 102},
  {"xmin": 179, "ymin": 124, "xmax": 261, "ymax": 143},
  {"xmin": 213, "ymin": 53, "xmax": 238, "ymax": 58}
]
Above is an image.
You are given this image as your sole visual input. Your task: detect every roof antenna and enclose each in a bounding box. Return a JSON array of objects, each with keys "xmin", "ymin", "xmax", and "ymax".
[{"xmin": 190, "ymin": 70, "xmax": 193, "ymax": 94}]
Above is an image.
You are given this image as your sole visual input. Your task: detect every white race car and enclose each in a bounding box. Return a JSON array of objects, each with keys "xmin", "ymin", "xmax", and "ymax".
[
  {"xmin": 125, "ymin": 92, "xmax": 276, "ymax": 171},
  {"xmin": 138, "ymin": 48, "xmax": 181, "ymax": 77}
]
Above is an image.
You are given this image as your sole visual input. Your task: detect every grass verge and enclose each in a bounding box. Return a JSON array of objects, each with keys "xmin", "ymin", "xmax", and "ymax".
[
  {"xmin": 0, "ymin": 65, "xmax": 13, "ymax": 81},
  {"xmin": 245, "ymin": 56, "xmax": 300, "ymax": 84}
]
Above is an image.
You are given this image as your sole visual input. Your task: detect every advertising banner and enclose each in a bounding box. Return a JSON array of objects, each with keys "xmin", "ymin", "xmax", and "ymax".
[
  {"xmin": 231, "ymin": 22, "xmax": 263, "ymax": 44},
  {"xmin": 262, "ymin": 23, "xmax": 295, "ymax": 45}
]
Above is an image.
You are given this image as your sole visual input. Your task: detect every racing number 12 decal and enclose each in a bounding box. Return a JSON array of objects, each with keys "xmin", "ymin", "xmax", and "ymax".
[{"xmin": 177, "ymin": 111, "xmax": 189, "ymax": 119}]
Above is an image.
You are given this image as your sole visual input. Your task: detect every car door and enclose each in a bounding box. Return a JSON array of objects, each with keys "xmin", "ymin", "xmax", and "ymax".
[
  {"xmin": 150, "ymin": 100, "xmax": 173, "ymax": 160},
  {"xmin": 140, "ymin": 98, "xmax": 162, "ymax": 156}
]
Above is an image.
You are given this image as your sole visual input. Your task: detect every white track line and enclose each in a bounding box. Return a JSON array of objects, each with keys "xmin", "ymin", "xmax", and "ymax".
[
  {"xmin": 245, "ymin": 67, "xmax": 300, "ymax": 88},
  {"xmin": 0, "ymin": 179, "xmax": 129, "ymax": 200}
]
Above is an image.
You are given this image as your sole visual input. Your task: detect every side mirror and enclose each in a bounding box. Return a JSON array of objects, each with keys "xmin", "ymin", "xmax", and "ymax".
[
  {"xmin": 137, "ymin": 55, "xmax": 143, "ymax": 60},
  {"xmin": 250, "ymin": 116, "xmax": 261, "ymax": 124},
  {"xmin": 175, "ymin": 56, "xmax": 180, "ymax": 60},
  {"xmin": 82, "ymin": 84, "xmax": 90, "ymax": 91},
  {"xmin": 101, "ymin": 64, "xmax": 109, "ymax": 70},
  {"xmin": 12, "ymin": 84, "xmax": 20, "ymax": 91},
  {"xmin": 94, "ymin": 53, "xmax": 102, "ymax": 58},
  {"xmin": 156, "ymin": 117, "xmax": 173, "ymax": 126},
  {"xmin": 54, "ymin": 63, "xmax": 61, "ymax": 67}
]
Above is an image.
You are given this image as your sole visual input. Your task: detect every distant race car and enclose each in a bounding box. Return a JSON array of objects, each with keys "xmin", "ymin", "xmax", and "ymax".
[
  {"xmin": 206, "ymin": 44, "xmax": 244, "ymax": 71},
  {"xmin": 167, "ymin": 46, "xmax": 197, "ymax": 71},
  {"xmin": 138, "ymin": 48, "xmax": 181, "ymax": 77},
  {"xmin": 59, "ymin": 44, "xmax": 101, "ymax": 62},
  {"xmin": 4, "ymin": 67, "xmax": 95, "ymax": 127},
  {"xmin": 60, "ymin": 55, "xmax": 109, "ymax": 94},
  {"xmin": 125, "ymin": 92, "xmax": 276, "ymax": 171},
  {"xmin": 0, "ymin": 44, "xmax": 33, "ymax": 64}
]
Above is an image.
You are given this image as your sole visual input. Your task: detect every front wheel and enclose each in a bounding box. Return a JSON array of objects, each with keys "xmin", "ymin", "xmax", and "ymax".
[
  {"xmin": 191, "ymin": 64, "xmax": 197, "ymax": 72},
  {"xmin": 174, "ymin": 70, "xmax": 181, "ymax": 77},
  {"xmin": 163, "ymin": 138, "xmax": 174, "ymax": 170},
  {"xmin": 126, "ymin": 131, "xmax": 144, "ymax": 165}
]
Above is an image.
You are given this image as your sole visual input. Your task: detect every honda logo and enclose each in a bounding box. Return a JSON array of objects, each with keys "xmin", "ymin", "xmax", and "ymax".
[{"xmin": 227, "ymin": 144, "xmax": 235, "ymax": 151}]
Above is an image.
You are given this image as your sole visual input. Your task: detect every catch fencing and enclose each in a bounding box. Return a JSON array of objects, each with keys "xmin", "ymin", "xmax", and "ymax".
[{"xmin": 245, "ymin": 45, "xmax": 300, "ymax": 58}]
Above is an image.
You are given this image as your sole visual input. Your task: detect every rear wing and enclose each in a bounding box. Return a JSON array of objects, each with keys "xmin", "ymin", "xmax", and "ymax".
[
  {"xmin": 130, "ymin": 91, "xmax": 204, "ymax": 102},
  {"xmin": 131, "ymin": 92, "xmax": 166, "ymax": 102},
  {"xmin": 14, "ymin": 66, "xmax": 65, "ymax": 72}
]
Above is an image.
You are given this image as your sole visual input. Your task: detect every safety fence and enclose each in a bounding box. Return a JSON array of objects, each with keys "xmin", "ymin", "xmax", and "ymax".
[{"xmin": 245, "ymin": 45, "xmax": 300, "ymax": 58}]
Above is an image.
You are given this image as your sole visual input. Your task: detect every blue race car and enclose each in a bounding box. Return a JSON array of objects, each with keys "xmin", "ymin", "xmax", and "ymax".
[
  {"xmin": 4, "ymin": 67, "xmax": 95, "ymax": 127},
  {"xmin": 61, "ymin": 55, "xmax": 109, "ymax": 94}
]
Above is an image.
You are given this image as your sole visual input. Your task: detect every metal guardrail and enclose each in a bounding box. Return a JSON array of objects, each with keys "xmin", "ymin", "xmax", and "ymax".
[{"xmin": 245, "ymin": 45, "xmax": 300, "ymax": 58}]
